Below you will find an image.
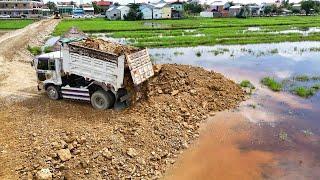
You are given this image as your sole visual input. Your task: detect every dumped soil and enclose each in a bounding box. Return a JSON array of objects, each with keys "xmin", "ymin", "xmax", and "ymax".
[
  {"xmin": 0, "ymin": 64, "xmax": 245, "ymax": 179},
  {"xmin": 74, "ymin": 38, "xmax": 140, "ymax": 55}
]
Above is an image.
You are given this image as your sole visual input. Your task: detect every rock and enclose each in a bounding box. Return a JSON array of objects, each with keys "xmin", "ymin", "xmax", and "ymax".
[
  {"xmin": 102, "ymin": 148, "xmax": 112, "ymax": 160},
  {"xmin": 209, "ymin": 112, "xmax": 216, "ymax": 116},
  {"xmin": 157, "ymin": 89, "xmax": 163, "ymax": 94},
  {"xmin": 35, "ymin": 168, "xmax": 52, "ymax": 180},
  {"xmin": 78, "ymin": 137, "xmax": 86, "ymax": 144},
  {"xmin": 136, "ymin": 157, "xmax": 146, "ymax": 165},
  {"xmin": 127, "ymin": 148, "xmax": 138, "ymax": 158},
  {"xmin": 182, "ymin": 142, "xmax": 189, "ymax": 149},
  {"xmin": 190, "ymin": 89, "xmax": 197, "ymax": 95},
  {"xmin": 171, "ymin": 90, "xmax": 179, "ymax": 96},
  {"xmin": 57, "ymin": 149, "xmax": 72, "ymax": 161}
]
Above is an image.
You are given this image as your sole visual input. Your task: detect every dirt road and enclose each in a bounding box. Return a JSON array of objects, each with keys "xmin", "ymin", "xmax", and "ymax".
[{"xmin": 0, "ymin": 19, "xmax": 60, "ymax": 104}]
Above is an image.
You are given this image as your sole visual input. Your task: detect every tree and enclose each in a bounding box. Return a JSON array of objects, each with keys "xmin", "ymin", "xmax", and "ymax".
[
  {"xmin": 45, "ymin": 1, "xmax": 57, "ymax": 12},
  {"xmin": 183, "ymin": 2, "xmax": 203, "ymax": 15},
  {"xmin": 263, "ymin": 6, "xmax": 273, "ymax": 16},
  {"xmin": 301, "ymin": 0, "xmax": 315, "ymax": 15},
  {"xmin": 237, "ymin": 5, "xmax": 250, "ymax": 18},
  {"xmin": 92, "ymin": 2, "xmax": 103, "ymax": 14},
  {"xmin": 123, "ymin": 4, "xmax": 143, "ymax": 21}
]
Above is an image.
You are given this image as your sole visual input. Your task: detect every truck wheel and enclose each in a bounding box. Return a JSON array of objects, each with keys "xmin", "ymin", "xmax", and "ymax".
[
  {"xmin": 91, "ymin": 90, "xmax": 114, "ymax": 110},
  {"xmin": 46, "ymin": 85, "xmax": 60, "ymax": 100}
]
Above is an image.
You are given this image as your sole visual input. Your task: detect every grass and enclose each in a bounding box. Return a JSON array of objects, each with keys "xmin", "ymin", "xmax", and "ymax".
[
  {"xmin": 295, "ymin": 75, "xmax": 310, "ymax": 81},
  {"xmin": 53, "ymin": 16, "xmax": 320, "ymax": 47},
  {"xmin": 44, "ymin": 46, "xmax": 53, "ymax": 53},
  {"xmin": 0, "ymin": 20, "xmax": 34, "ymax": 29},
  {"xmin": 240, "ymin": 80, "xmax": 255, "ymax": 89},
  {"xmin": 27, "ymin": 45, "xmax": 41, "ymax": 56},
  {"xmin": 261, "ymin": 77, "xmax": 283, "ymax": 92},
  {"xmin": 292, "ymin": 87, "xmax": 316, "ymax": 98}
]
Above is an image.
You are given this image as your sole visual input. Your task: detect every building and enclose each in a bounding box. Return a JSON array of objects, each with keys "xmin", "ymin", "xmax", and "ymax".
[
  {"xmin": 248, "ymin": 4, "xmax": 261, "ymax": 16},
  {"xmin": 170, "ymin": 1, "xmax": 183, "ymax": 18},
  {"xmin": 210, "ymin": 1, "xmax": 230, "ymax": 12},
  {"xmin": 57, "ymin": 1, "xmax": 75, "ymax": 15},
  {"xmin": 152, "ymin": 3, "xmax": 171, "ymax": 19},
  {"xmin": 229, "ymin": 5, "xmax": 242, "ymax": 17},
  {"xmin": 139, "ymin": 4, "xmax": 153, "ymax": 19},
  {"xmin": 0, "ymin": 0, "xmax": 43, "ymax": 18},
  {"xmin": 93, "ymin": 0, "xmax": 112, "ymax": 12},
  {"xmin": 82, "ymin": 4, "xmax": 94, "ymax": 15},
  {"xmin": 106, "ymin": 5, "xmax": 129, "ymax": 20}
]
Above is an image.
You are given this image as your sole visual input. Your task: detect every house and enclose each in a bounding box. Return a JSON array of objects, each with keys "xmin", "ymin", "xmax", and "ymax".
[
  {"xmin": 248, "ymin": 4, "xmax": 261, "ymax": 16},
  {"xmin": 209, "ymin": 1, "xmax": 230, "ymax": 12},
  {"xmin": 228, "ymin": 5, "xmax": 242, "ymax": 17},
  {"xmin": 0, "ymin": 0, "xmax": 43, "ymax": 18},
  {"xmin": 93, "ymin": 0, "xmax": 113, "ymax": 12},
  {"xmin": 139, "ymin": 4, "xmax": 153, "ymax": 20},
  {"xmin": 106, "ymin": 5, "xmax": 129, "ymax": 20},
  {"xmin": 170, "ymin": 1, "xmax": 184, "ymax": 18},
  {"xmin": 152, "ymin": 3, "xmax": 171, "ymax": 19},
  {"xmin": 292, "ymin": 4, "xmax": 301, "ymax": 11},
  {"xmin": 208, "ymin": 1, "xmax": 230, "ymax": 17}
]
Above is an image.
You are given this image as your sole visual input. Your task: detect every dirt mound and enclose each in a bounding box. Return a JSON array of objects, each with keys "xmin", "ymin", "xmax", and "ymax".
[
  {"xmin": 1, "ymin": 64, "xmax": 245, "ymax": 179},
  {"xmin": 75, "ymin": 38, "xmax": 140, "ymax": 55}
]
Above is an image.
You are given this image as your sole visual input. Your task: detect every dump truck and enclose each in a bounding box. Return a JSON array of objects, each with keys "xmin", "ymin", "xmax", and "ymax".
[{"xmin": 32, "ymin": 38, "xmax": 154, "ymax": 110}]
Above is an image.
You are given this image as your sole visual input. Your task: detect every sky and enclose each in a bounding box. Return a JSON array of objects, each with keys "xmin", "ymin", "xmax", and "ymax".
[{"xmin": 45, "ymin": 0, "xmax": 301, "ymax": 5}]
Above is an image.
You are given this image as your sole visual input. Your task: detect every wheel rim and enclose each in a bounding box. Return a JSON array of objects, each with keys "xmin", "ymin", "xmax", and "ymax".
[
  {"xmin": 95, "ymin": 97, "xmax": 105, "ymax": 107},
  {"xmin": 48, "ymin": 88, "xmax": 57, "ymax": 99}
]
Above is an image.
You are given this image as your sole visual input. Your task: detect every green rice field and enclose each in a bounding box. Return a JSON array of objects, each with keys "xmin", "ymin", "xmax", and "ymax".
[
  {"xmin": 53, "ymin": 16, "xmax": 320, "ymax": 47},
  {"xmin": 0, "ymin": 19, "xmax": 34, "ymax": 29}
]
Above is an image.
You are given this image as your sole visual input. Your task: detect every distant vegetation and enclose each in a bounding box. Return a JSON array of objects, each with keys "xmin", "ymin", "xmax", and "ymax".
[
  {"xmin": 0, "ymin": 20, "xmax": 33, "ymax": 29},
  {"xmin": 53, "ymin": 16, "xmax": 320, "ymax": 47}
]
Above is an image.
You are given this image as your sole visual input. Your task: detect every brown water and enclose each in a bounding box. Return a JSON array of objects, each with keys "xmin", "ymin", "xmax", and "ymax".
[{"xmin": 150, "ymin": 42, "xmax": 320, "ymax": 179}]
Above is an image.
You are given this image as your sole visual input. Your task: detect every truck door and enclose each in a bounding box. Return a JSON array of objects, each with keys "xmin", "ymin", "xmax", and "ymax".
[{"xmin": 36, "ymin": 58, "xmax": 60, "ymax": 84}]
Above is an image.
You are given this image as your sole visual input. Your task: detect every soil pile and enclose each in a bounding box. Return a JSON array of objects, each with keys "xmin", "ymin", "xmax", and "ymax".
[
  {"xmin": 75, "ymin": 38, "xmax": 139, "ymax": 55},
  {"xmin": 2, "ymin": 64, "xmax": 245, "ymax": 179}
]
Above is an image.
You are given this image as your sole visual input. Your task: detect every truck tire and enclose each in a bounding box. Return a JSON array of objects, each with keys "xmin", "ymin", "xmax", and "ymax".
[
  {"xmin": 90, "ymin": 90, "xmax": 115, "ymax": 110},
  {"xmin": 46, "ymin": 85, "xmax": 61, "ymax": 100}
]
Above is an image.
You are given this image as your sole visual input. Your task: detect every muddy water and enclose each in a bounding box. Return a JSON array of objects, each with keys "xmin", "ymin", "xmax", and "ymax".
[{"xmin": 150, "ymin": 42, "xmax": 320, "ymax": 179}]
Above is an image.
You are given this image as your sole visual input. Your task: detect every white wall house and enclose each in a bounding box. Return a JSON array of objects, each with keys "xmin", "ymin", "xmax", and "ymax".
[
  {"xmin": 152, "ymin": 3, "xmax": 171, "ymax": 19},
  {"xmin": 106, "ymin": 5, "xmax": 129, "ymax": 20},
  {"xmin": 139, "ymin": 4, "xmax": 153, "ymax": 19}
]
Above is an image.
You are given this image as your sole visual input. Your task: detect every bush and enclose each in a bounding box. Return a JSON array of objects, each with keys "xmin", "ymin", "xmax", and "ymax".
[
  {"xmin": 240, "ymin": 80, "xmax": 255, "ymax": 89},
  {"xmin": 27, "ymin": 45, "xmax": 42, "ymax": 56},
  {"xmin": 293, "ymin": 87, "xmax": 315, "ymax": 98},
  {"xmin": 44, "ymin": 46, "xmax": 53, "ymax": 53},
  {"xmin": 261, "ymin": 77, "xmax": 282, "ymax": 91}
]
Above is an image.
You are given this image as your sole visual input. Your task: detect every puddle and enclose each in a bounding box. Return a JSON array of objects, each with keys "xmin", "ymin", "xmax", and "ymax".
[
  {"xmin": 143, "ymin": 22, "xmax": 171, "ymax": 28},
  {"xmin": 271, "ymin": 27, "xmax": 320, "ymax": 36},
  {"xmin": 152, "ymin": 41, "xmax": 320, "ymax": 179}
]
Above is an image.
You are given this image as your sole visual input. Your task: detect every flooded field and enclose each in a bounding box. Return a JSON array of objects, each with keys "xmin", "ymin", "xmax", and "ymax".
[{"xmin": 150, "ymin": 42, "xmax": 320, "ymax": 179}]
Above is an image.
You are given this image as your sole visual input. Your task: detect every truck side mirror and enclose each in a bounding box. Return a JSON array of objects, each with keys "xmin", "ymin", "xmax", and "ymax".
[{"xmin": 30, "ymin": 60, "xmax": 34, "ymax": 67}]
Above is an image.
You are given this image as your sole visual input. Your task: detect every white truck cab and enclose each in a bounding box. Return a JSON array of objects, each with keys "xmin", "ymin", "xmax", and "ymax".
[{"xmin": 33, "ymin": 38, "xmax": 154, "ymax": 110}]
